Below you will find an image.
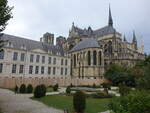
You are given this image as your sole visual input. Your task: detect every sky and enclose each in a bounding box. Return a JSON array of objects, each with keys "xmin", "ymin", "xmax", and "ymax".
[{"xmin": 4, "ymin": 0, "xmax": 150, "ymax": 53}]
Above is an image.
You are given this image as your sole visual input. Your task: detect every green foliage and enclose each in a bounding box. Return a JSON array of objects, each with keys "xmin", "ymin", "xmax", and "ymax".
[
  {"xmin": 15, "ymin": 85, "xmax": 18, "ymax": 93},
  {"xmin": 73, "ymin": 91, "xmax": 86, "ymax": 113},
  {"xmin": 0, "ymin": 0, "xmax": 13, "ymax": 32},
  {"xmin": 53, "ymin": 83, "xmax": 58, "ymax": 91},
  {"xmin": 101, "ymin": 83, "xmax": 111, "ymax": 89},
  {"xmin": 135, "ymin": 55, "xmax": 150, "ymax": 90},
  {"xmin": 19, "ymin": 84, "xmax": 26, "ymax": 93},
  {"xmin": 26, "ymin": 84, "xmax": 33, "ymax": 93},
  {"xmin": 109, "ymin": 90, "xmax": 150, "ymax": 113},
  {"xmin": 34, "ymin": 84, "xmax": 46, "ymax": 98},
  {"xmin": 104, "ymin": 64, "xmax": 135, "ymax": 86},
  {"xmin": 91, "ymin": 91, "xmax": 114, "ymax": 99},
  {"xmin": 66, "ymin": 86, "xmax": 71, "ymax": 94},
  {"xmin": 119, "ymin": 83, "xmax": 131, "ymax": 96}
]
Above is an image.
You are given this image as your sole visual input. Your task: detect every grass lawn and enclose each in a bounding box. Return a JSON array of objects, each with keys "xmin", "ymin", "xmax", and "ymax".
[
  {"xmin": 33, "ymin": 94, "xmax": 111, "ymax": 113},
  {"xmin": 46, "ymin": 87, "xmax": 54, "ymax": 92}
]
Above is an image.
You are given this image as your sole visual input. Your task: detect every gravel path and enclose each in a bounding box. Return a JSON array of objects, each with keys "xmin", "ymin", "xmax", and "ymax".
[{"xmin": 0, "ymin": 88, "xmax": 63, "ymax": 113}]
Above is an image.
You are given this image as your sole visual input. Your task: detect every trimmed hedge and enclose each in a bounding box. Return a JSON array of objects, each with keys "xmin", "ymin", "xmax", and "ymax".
[
  {"xmin": 53, "ymin": 83, "xmax": 58, "ymax": 91},
  {"xmin": 19, "ymin": 84, "xmax": 26, "ymax": 93},
  {"xmin": 27, "ymin": 84, "xmax": 33, "ymax": 93},
  {"xmin": 34, "ymin": 84, "xmax": 46, "ymax": 98},
  {"xmin": 73, "ymin": 91, "xmax": 86, "ymax": 113}
]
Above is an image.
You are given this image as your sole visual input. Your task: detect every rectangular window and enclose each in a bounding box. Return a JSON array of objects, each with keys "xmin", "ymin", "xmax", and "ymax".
[
  {"xmin": 13, "ymin": 52, "xmax": 18, "ymax": 61},
  {"xmin": 12, "ymin": 64, "xmax": 17, "ymax": 73},
  {"xmin": 65, "ymin": 59, "xmax": 67, "ymax": 65},
  {"xmin": 48, "ymin": 57, "xmax": 51, "ymax": 64},
  {"xmin": 42, "ymin": 56, "xmax": 45, "ymax": 63},
  {"xmin": 53, "ymin": 67, "xmax": 56, "ymax": 75},
  {"xmin": 65, "ymin": 68, "xmax": 67, "ymax": 75},
  {"xmin": 61, "ymin": 67, "xmax": 63, "ymax": 75},
  {"xmin": 0, "ymin": 51, "xmax": 4, "ymax": 59},
  {"xmin": 20, "ymin": 53, "xmax": 25, "ymax": 61},
  {"xmin": 41, "ymin": 66, "xmax": 44, "ymax": 74},
  {"xmin": 0, "ymin": 63, "xmax": 3, "ymax": 73},
  {"xmin": 53, "ymin": 58, "xmax": 56, "ymax": 65},
  {"xmin": 30, "ymin": 54, "xmax": 34, "ymax": 62},
  {"xmin": 29, "ymin": 65, "xmax": 33, "ymax": 74},
  {"xmin": 19, "ymin": 65, "xmax": 24, "ymax": 74},
  {"xmin": 48, "ymin": 67, "xmax": 51, "ymax": 75},
  {"xmin": 61, "ymin": 59, "xmax": 63, "ymax": 65},
  {"xmin": 36, "ymin": 55, "xmax": 40, "ymax": 63},
  {"xmin": 35, "ymin": 66, "xmax": 39, "ymax": 74}
]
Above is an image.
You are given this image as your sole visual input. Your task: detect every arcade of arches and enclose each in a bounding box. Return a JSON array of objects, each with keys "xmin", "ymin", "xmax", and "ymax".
[{"xmin": 69, "ymin": 48, "xmax": 104, "ymax": 79}]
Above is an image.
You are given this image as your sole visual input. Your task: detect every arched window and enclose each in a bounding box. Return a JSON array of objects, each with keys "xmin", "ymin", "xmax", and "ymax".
[
  {"xmin": 88, "ymin": 51, "xmax": 91, "ymax": 65},
  {"xmin": 93, "ymin": 51, "xmax": 97, "ymax": 65},
  {"xmin": 74, "ymin": 54, "xmax": 76, "ymax": 67},
  {"xmin": 99, "ymin": 51, "xmax": 102, "ymax": 65}
]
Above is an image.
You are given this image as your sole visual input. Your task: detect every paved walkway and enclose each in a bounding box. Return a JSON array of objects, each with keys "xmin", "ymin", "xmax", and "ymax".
[{"xmin": 0, "ymin": 88, "xmax": 63, "ymax": 113}]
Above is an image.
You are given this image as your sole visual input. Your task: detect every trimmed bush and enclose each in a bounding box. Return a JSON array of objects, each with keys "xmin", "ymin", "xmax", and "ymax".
[
  {"xmin": 66, "ymin": 86, "xmax": 71, "ymax": 94},
  {"xmin": 34, "ymin": 84, "xmax": 46, "ymax": 98},
  {"xmin": 53, "ymin": 83, "xmax": 58, "ymax": 91},
  {"xmin": 15, "ymin": 85, "xmax": 18, "ymax": 93},
  {"xmin": 27, "ymin": 84, "xmax": 33, "ymax": 93},
  {"xmin": 92, "ymin": 83, "xmax": 96, "ymax": 88},
  {"xmin": 73, "ymin": 91, "xmax": 86, "ymax": 113},
  {"xmin": 91, "ymin": 91, "xmax": 114, "ymax": 98},
  {"xmin": 19, "ymin": 84, "xmax": 26, "ymax": 93}
]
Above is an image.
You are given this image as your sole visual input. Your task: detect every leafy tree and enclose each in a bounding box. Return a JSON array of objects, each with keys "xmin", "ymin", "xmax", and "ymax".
[
  {"xmin": 73, "ymin": 91, "xmax": 86, "ymax": 113},
  {"xmin": 0, "ymin": 0, "xmax": 13, "ymax": 32},
  {"xmin": 26, "ymin": 84, "xmax": 33, "ymax": 93},
  {"xmin": 109, "ymin": 90, "xmax": 150, "ymax": 113},
  {"xmin": 119, "ymin": 83, "xmax": 131, "ymax": 96},
  {"xmin": 104, "ymin": 64, "xmax": 134, "ymax": 85}
]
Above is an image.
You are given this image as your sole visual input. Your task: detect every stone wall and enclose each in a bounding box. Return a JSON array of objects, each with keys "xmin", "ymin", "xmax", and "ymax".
[{"xmin": 0, "ymin": 76, "xmax": 106, "ymax": 88}]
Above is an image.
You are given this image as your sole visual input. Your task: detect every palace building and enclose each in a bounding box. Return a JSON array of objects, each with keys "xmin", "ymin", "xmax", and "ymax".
[{"xmin": 0, "ymin": 6, "xmax": 144, "ymax": 80}]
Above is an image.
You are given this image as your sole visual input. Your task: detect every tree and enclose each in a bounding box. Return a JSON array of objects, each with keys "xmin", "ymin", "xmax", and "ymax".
[
  {"xmin": 109, "ymin": 90, "xmax": 150, "ymax": 113},
  {"xmin": 0, "ymin": 0, "xmax": 13, "ymax": 52},
  {"xmin": 73, "ymin": 91, "xmax": 86, "ymax": 113},
  {"xmin": 0, "ymin": 0, "xmax": 13, "ymax": 32}
]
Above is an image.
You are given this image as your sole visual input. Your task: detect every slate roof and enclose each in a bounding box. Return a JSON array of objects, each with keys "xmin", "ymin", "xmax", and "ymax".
[
  {"xmin": 69, "ymin": 25, "xmax": 121, "ymax": 39},
  {"xmin": 0, "ymin": 34, "xmax": 65, "ymax": 56},
  {"xmin": 70, "ymin": 39, "xmax": 100, "ymax": 52}
]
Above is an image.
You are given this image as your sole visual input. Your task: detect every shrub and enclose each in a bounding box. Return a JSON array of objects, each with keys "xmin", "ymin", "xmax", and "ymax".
[
  {"xmin": 92, "ymin": 91, "xmax": 114, "ymax": 98},
  {"xmin": 119, "ymin": 83, "xmax": 130, "ymax": 96},
  {"xmin": 70, "ymin": 83, "xmax": 74, "ymax": 87},
  {"xmin": 15, "ymin": 85, "xmax": 18, "ymax": 93},
  {"xmin": 73, "ymin": 91, "xmax": 86, "ymax": 113},
  {"xmin": 66, "ymin": 86, "xmax": 71, "ymax": 94},
  {"xmin": 92, "ymin": 83, "xmax": 96, "ymax": 88},
  {"xmin": 34, "ymin": 84, "xmax": 46, "ymax": 98},
  {"xmin": 109, "ymin": 90, "xmax": 150, "ymax": 113},
  {"xmin": 19, "ymin": 84, "xmax": 26, "ymax": 93},
  {"xmin": 53, "ymin": 83, "xmax": 58, "ymax": 91},
  {"xmin": 26, "ymin": 84, "xmax": 33, "ymax": 93}
]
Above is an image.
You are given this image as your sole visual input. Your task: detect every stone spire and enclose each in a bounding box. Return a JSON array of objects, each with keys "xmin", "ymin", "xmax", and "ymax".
[
  {"xmin": 132, "ymin": 30, "xmax": 137, "ymax": 43},
  {"xmin": 108, "ymin": 5, "xmax": 113, "ymax": 27},
  {"xmin": 124, "ymin": 35, "xmax": 127, "ymax": 42}
]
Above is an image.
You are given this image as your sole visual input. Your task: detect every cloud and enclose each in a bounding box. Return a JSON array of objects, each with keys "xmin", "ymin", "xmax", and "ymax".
[{"xmin": 4, "ymin": 0, "xmax": 150, "ymax": 53}]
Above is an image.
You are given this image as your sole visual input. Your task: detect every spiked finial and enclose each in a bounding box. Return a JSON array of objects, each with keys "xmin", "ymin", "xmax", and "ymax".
[
  {"xmin": 124, "ymin": 35, "xmax": 127, "ymax": 42},
  {"xmin": 132, "ymin": 30, "xmax": 137, "ymax": 43},
  {"xmin": 108, "ymin": 4, "xmax": 113, "ymax": 27}
]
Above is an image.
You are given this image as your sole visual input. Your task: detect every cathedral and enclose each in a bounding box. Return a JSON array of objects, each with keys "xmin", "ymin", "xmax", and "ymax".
[
  {"xmin": 60, "ymin": 6, "xmax": 145, "ymax": 79},
  {"xmin": 0, "ymin": 6, "xmax": 145, "ymax": 87}
]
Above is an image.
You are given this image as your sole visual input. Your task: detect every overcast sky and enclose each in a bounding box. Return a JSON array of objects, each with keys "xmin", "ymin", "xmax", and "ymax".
[{"xmin": 4, "ymin": 0, "xmax": 150, "ymax": 53}]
